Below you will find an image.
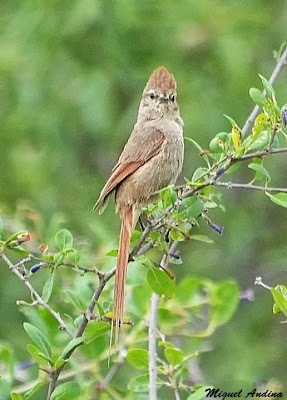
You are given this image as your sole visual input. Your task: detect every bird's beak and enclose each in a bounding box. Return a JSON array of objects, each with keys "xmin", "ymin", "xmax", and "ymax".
[{"xmin": 159, "ymin": 95, "xmax": 169, "ymax": 103}]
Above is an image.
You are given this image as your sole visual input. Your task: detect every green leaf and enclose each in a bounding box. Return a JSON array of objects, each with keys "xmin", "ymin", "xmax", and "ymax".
[
  {"xmin": 164, "ymin": 347, "xmax": 184, "ymax": 366},
  {"xmin": 127, "ymin": 349, "xmax": 149, "ymax": 370},
  {"xmin": 223, "ymin": 114, "xmax": 237, "ymax": 127},
  {"xmin": 175, "ymin": 277, "xmax": 203, "ymax": 303},
  {"xmin": 224, "ymin": 163, "xmax": 241, "ymax": 174},
  {"xmin": 0, "ymin": 379, "xmax": 11, "ymax": 399},
  {"xmin": 96, "ymin": 301, "xmax": 105, "ymax": 317},
  {"xmin": 60, "ymin": 337, "xmax": 85, "ymax": 360},
  {"xmin": 184, "ymin": 137, "xmax": 211, "ymax": 167},
  {"xmin": 0, "ymin": 217, "xmax": 3, "ymax": 233},
  {"xmin": 53, "ymin": 252, "xmax": 65, "ymax": 265},
  {"xmin": 190, "ymin": 235, "xmax": 213, "ymax": 244},
  {"xmin": 266, "ymin": 192, "xmax": 287, "ymax": 208},
  {"xmin": 68, "ymin": 249, "xmax": 80, "ymax": 264},
  {"xmin": 4, "ymin": 231, "xmax": 26, "ymax": 244},
  {"xmin": 204, "ymin": 201, "xmax": 217, "ymax": 209},
  {"xmin": 209, "ymin": 133, "xmax": 228, "ymax": 153},
  {"xmin": 160, "ymin": 187, "xmax": 177, "ymax": 209},
  {"xmin": 105, "ymin": 249, "xmax": 118, "ymax": 257},
  {"xmin": 50, "ymin": 382, "xmax": 81, "ymax": 400},
  {"xmin": 0, "ymin": 342, "xmax": 14, "ymax": 382},
  {"xmin": 84, "ymin": 321, "xmax": 110, "ymax": 343},
  {"xmin": 210, "ymin": 281, "xmax": 240, "ymax": 328},
  {"xmin": 146, "ymin": 266, "xmax": 175, "ymax": 298},
  {"xmin": 271, "ymin": 286, "xmax": 287, "ymax": 316},
  {"xmin": 158, "ymin": 341, "xmax": 175, "ymax": 348},
  {"xmin": 127, "ymin": 374, "xmax": 164, "ymax": 392},
  {"xmin": 249, "ymin": 87, "xmax": 267, "ymax": 108},
  {"xmin": 179, "ymin": 197, "xmax": 204, "ymax": 219},
  {"xmin": 23, "ymin": 323, "xmax": 51, "ymax": 359},
  {"xmin": 65, "ymin": 290, "xmax": 86, "ymax": 311},
  {"xmin": 191, "ymin": 168, "xmax": 208, "ymax": 183},
  {"xmin": 187, "ymin": 386, "xmax": 212, "ymax": 400},
  {"xmin": 248, "ymin": 163, "xmax": 271, "ymax": 182},
  {"xmin": 55, "ymin": 229, "xmax": 73, "ymax": 251},
  {"xmin": 9, "ymin": 246, "xmax": 30, "ymax": 257},
  {"xmin": 182, "ymin": 352, "xmax": 199, "ymax": 364},
  {"xmin": 42, "ymin": 272, "xmax": 54, "ymax": 303},
  {"xmin": 258, "ymin": 74, "xmax": 275, "ymax": 99},
  {"xmin": 11, "ymin": 394, "xmax": 23, "ymax": 400},
  {"xmin": 27, "ymin": 344, "xmax": 48, "ymax": 365},
  {"xmin": 23, "ymin": 381, "xmax": 44, "ymax": 400},
  {"xmin": 249, "ymin": 130, "xmax": 269, "ymax": 151}
]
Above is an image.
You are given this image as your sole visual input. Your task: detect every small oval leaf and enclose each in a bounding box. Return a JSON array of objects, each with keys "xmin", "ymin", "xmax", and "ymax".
[
  {"xmin": 127, "ymin": 374, "xmax": 164, "ymax": 392},
  {"xmin": 55, "ymin": 229, "xmax": 73, "ymax": 251},
  {"xmin": 23, "ymin": 323, "xmax": 51, "ymax": 359},
  {"xmin": 266, "ymin": 192, "xmax": 287, "ymax": 208},
  {"xmin": 50, "ymin": 382, "xmax": 81, "ymax": 400},
  {"xmin": 249, "ymin": 87, "xmax": 267, "ymax": 108},
  {"xmin": 42, "ymin": 272, "xmax": 55, "ymax": 303},
  {"xmin": 164, "ymin": 347, "xmax": 184, "ymax": 366},
  {"xmin": 146, "ymin": 267, "xmax": 175, "ymax": 298},
  {"xmin": 127, "ymin": 349, "xmax": 149, "ymax": 370}
]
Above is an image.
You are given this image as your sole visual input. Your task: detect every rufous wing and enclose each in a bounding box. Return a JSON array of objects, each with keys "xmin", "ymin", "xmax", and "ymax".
[{"xmin": 93, "ymin": 129, "xmax": 165, "ymax": 213}]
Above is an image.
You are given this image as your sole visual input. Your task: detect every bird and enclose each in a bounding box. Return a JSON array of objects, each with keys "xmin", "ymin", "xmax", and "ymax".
[{"xmin": 93, "ymin": 66, "xmax": 184, "ymax": 343}]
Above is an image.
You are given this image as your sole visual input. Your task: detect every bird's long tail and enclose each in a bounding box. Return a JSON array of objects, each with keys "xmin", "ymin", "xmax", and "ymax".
[{"xmin": 112, "ymin": 207, "xmax": 133, "ymax": 345}]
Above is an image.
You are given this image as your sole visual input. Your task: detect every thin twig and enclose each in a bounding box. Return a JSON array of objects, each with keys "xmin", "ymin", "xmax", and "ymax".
[
  {"xmin": 30, "ymin": 255, "xmax": 99, "ymax": 274},
  {"xmin": 214, "ymin": 181, "xmax": 287, "ymax": 193},
  {"xmin": 0, "ymin": 253, "xmax": 74, "ymax": 337},
  {"xmin": 148, "ymin": 241, "xmax": 179, "ymax": 400},
  {"xmin": 130, "ymin": 223, "xmax": 152, "ymax": 258},
  {"xmin": 149, "ymin": 293, "xmax": 160, "ymax": 400},
  {"xmin": 46, "ymin": 266, "xmax": 116, "ymax": 399},
  {"xmin": 174, "ymin": 388, "xmax": 181, "ymax": 400},
  {"xmin": 182, "ymin": 147, "xmax": 287, "ymax": 200},
  {"xmin": 241, "ymin": 45, "xmax": 287, "ymax": 136},
  {"xmin": 99, "ymin": 349, "xmax": 126, "ymax": 390},
  {"xmin": 236, "ymin": 147, "xmax": 287, "ymax": 161}
]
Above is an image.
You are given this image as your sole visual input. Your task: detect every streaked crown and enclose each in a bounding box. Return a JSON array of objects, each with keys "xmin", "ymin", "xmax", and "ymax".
[{"xmin": 144, "ymin": 66, "xmax": 176, "ymax": 93}]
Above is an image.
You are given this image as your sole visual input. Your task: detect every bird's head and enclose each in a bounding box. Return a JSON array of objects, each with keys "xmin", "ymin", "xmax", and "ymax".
[{"xmin": 139, "ymin": 66, "xmax": 179, "ymax": 119}]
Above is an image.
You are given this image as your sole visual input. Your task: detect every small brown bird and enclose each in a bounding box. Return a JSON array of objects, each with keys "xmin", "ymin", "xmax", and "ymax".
[{"xmin": 94, "ymin": 66, "xmax": 184, "ymax": 342}]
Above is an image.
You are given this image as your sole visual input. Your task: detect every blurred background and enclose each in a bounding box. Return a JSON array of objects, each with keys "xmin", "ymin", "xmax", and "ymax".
[{"xmin": 0, "ymin": 0, "xmax": 287, "ymax": 396}]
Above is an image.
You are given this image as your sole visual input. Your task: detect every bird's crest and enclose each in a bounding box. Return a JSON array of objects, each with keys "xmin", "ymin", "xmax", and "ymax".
[{"xmin": 144, "ymin": 66, "xmax": 176, "ymax": 92}]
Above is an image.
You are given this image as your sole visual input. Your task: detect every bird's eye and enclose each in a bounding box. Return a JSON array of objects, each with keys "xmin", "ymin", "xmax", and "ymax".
[
  {"xmin": 170, "ymin": 94, "xmax": 175, "ymax": 102},
  {"xmin": 150, "ymin": 93, "xmax": 155, "ymax": 99}
]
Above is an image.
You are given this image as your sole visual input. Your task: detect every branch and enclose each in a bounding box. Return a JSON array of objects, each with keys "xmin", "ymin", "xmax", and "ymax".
[
  {"xmin": 130, "ymin": 223, "xmax": 152, "ymax": 258},
  {"xmin": 47, "ymin": 266, "xmax": 116, "ymax": 399},
  {"xmin": 236, "ymin": 147, "xmax": 287, "ymax": 161},
  {"xmin": 149, "ymin": 293, "xmax": 160, "ymax": 400},
  {"xmin": 174, "ymin": 388, "xmax": 181, "ymax": 400},
  {"xmin": 182, "ymin": 147, "xmax": 287, "ymax": 200},
  {"xmin": 0, "ymin": 252, "xmax": 74, "ymax": 337},
  {"xmin": 149, "ymin": 241, "xmax": 179, "ymax": 400},
  {"xmin": 98, "ymin": 349, "xmax": 126, "ymax": 391},
  {"xmin": 241, "ymin": 44, "xmax": 287, "ymax": 136},
  {"xmin": 30, "ymin": 255, "xmax": 100, "ymax": 274},
  {"xmin": 214, "ymin": 181, "xmax": 287, "ymax": 193}
]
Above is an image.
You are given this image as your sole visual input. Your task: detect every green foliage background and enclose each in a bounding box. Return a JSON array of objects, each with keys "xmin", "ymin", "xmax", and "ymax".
[{"xmin": 0, "ymin": 0, "xmax": 287, "ymax": 398}]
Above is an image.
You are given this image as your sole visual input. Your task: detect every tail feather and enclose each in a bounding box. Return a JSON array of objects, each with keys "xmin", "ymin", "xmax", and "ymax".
[{"xmin": 112, "ymin": 207, "xmax": 133, "ymax": 344}]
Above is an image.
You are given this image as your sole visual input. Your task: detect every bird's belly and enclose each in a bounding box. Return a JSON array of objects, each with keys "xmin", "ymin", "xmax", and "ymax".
[{"xmin": 115, "ymin": 140, "xmax": 183, "ymax": 209}]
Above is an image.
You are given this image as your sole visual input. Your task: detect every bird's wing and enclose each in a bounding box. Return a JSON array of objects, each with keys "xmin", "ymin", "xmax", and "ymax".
[{"xmin": 93, "ymin": 129, "xmax": 165, "ymax": 212}]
